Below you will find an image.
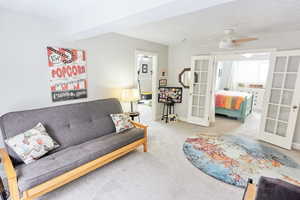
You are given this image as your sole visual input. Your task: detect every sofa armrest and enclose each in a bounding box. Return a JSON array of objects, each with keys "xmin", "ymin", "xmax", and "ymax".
[
  {"xmin": 130, "ymin": 121, "xmax": 148, "ymax": 129},
  {"xmin": 130, "ymin": 121, "xmax": 148, "ymax": 152},
  {"xmin": 0, "ymin": 148, "xmax": 20, "ymax": 200},
  {"xmin": 0, "ymin": 148, "xmax": 17, "ymax": 179},
  {"xmin": 243, "ymin": 179, "xmax": 257, "ymax": 200},
  {"xmin": 130, "ymin": 121, "xmax": 148, "ymax": 138}
]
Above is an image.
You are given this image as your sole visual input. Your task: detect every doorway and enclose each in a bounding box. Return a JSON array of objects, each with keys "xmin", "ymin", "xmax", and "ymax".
[
  {"xmin": 135, "ymin": 50, "xmax": 158, "ymax": 123},
  {"xmin": 188, "ymin": 50, "xmax": 300, "ymax": 149},
  {"xmin": 212, "ymin": 53, "xmax": 271, "ymax": 137}
]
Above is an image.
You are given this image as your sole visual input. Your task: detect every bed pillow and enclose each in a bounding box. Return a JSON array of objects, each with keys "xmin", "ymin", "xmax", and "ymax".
[
  {"xmin": 5, "ymin": 123, "xmax": 59, "ymax": 164},
  {"xmin": 110, "ymin": 113, "xmax": 134, "ymax": 133}
]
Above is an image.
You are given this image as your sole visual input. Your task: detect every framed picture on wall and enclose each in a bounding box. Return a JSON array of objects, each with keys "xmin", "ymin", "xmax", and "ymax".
[
  {"xmin": 47, "ymin": 47, "xmax": 88, "ymax": 102},
  {"xmin": 158, "ymin": 87, "xmax": 183, "ymax": 103},
  {"xmin": 159, "ymin": 79, "xmax": 167, "ymax": 87},
  {"xmin": 142, "ymin": 64, "xmax": 148, "ymax": 73}
]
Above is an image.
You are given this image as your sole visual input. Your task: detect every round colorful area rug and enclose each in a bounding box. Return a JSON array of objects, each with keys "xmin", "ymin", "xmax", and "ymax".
[{"xmin": 183, "ymin": 135, "xmax": 300, "ymax": 188}]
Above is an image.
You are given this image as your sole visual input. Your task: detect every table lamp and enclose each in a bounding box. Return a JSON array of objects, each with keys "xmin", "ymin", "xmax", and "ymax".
[{"xmin": 121, "ymin": 88, "xmax": 140, "ymax": 112}]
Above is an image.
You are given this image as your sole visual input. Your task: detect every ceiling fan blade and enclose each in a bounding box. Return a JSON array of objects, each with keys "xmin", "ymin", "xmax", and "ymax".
[{"xmin": 232, "ymin": 37, "xmax": 258, "ymax": 44}]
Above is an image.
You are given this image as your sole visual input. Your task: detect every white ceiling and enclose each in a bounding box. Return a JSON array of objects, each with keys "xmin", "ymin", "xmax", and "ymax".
[
  {"xmin": 0, "ymin": 0, "xmax": 175, "ymax": 21},
  {"xmin": 3, "ymin": 0, "xmax": 299, "ymax": 46},
  {"xmin": 0, "ymin": 0, "xmax": 235, "ymax": 40},
  {"xmin": 0, "ymin": 0, "xmax": 175, "ymax": 27},
  {"xmin": 117, "ymin": 0, "xmax": 300, "ymax": 45}
]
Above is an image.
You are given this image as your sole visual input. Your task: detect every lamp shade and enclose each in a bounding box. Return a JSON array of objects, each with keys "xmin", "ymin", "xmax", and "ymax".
[{"xmin": 121, "ymin": 88, "xmax": 140, "ymax": 102}]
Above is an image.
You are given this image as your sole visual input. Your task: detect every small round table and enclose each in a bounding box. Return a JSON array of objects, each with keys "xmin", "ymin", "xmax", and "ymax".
[{"xmin": 126, "ymin": 112, "xmax": 140, "ymax": 122}]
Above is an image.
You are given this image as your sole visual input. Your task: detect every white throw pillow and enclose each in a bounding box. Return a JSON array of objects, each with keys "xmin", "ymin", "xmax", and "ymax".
[
  {"xmin": 5, "ymin": 123, "xmax": 59, "ymax": 164},
  {"xmin": 110, "ymin": 113, "xmax": 134, "ymax": 133}
]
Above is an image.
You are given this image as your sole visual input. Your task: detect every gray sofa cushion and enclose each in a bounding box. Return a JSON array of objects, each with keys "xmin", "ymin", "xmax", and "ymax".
[
  {"xmin": 16, "ymin": 127, "xmax": 144, "ymax": 192},
  {"xmin": 0, "ymin": 98, "xmax": 123, "ymax": 165},
  {"xmin": 255, "ymin": 176, "xmax": 300, "ymax": 200}
]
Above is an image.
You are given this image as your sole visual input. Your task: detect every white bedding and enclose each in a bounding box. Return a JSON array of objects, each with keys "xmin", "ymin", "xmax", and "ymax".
[{"xmin": 215, "ymin": 90, "xmax": 252, "ymax": 98}]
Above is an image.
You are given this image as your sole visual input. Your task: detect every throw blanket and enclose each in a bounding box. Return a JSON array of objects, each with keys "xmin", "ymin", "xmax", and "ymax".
[{"xmin": 215, "ymin": 90, "xmax": 248, "ymax": 110}]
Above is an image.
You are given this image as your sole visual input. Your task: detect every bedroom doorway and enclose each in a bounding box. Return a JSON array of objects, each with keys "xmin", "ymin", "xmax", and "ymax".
[
  {"xmin": 189, "ymin": 50, "xmax": 300, "ymax": 149},
  {"xmin": 135, "ymin": 50, "xmax": 158, "ymax": 123},
  {"xmin": 211, "ymin": 52, "xmax": 271, "ymax": 136}
]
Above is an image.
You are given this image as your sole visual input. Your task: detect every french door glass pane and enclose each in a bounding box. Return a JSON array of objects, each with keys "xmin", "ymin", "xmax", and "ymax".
[
  {"xmin": 272, "ymin": 73, "xmax": 284, "ymax": 88},
  {"xmin": 287, "ymin": 56, "xmax": 300, "ymax": 72},
  {"xmin": 276, "ymin": 122, "xmax": 288, "ymax": 136},
  {"xmin": 192, "ymin": 106, "xmax": 198, "ymax": 117},
  {"xmin": 269, "ymin": 89, "xmax": 281, "ymax": 104},
  {"xmin": 200, "ymin": 84, "xmax": 207, "ymax": 95},
  {"xmin": 192, "ymin": 96, "xmax": 199, "ymax": 106},
  {"xmin": 193, "ymin": 84, "xmax": 200, "ymax": 94},
  {"xmin": 195, "ymin": 61, "xmax": 201, "ymax": 71},
  {"xmin": 274, "ymin": 57, "xmax": 287, "ymax": 72},
  {"xmin": 278, "ymin": 107, "xmax": 290, "ymax": 122},
  {"xmin": 201, "ymin": 60, "xmax": 209, "ymax": 71},
  {"xmin": 199, "ymin": 108, "xmax": 205, "ymax": 118},
  {"xmin": 200, "ymin": 72, "xmax": 208, "ymax": 83},
  {"xmin": 284, "ymin": 74, "xmax": 297, "ymax": 89},
  {"xmin": 267, "ymin": 104, "xmax": 278, "ymax": 119},
  {"xmin": 281, "ymin": 90, "xmax": 293, "ymax": 105},
  {"xmin": 194, "ymin": 72, "xmax": 200, "ymax": 83},
  {"xmin": 199, "ymin": 96, "xmax": 205, "ymax": 107},
  {"xmin": 195, "ymin": 60, "xmax": 209, "ymax": 71},
  {"xmin": 265, "ymin": 119, "xmax": 276, "ymax": 133}
]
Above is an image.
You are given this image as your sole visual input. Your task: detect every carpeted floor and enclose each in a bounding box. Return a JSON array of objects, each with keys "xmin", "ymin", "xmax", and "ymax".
[
  {"xmin": 183, "ymin": 134, "xmax": 300, "ymax": 188},
  {"xmin": 3, "ymin": 108, "xmax": 300, "ymax": 200}
]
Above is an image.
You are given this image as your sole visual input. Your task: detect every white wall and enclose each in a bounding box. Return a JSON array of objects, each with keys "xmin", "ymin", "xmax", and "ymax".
[
  {"xmin": 0, "ymin": 10, "xmax": 168, "ymax": 145},
  {"xmin": 63, "ymin": 33, "xmax": 167, "ymax": 104},
  {"xmin": 218, "ymin": 61, "xmax": 233, "ymax": 90},
  {"xmin": 168, "ymin": 31, "xmax": 300, "ymax": 144},
  {"xmin": 0, "ymin": 9, "xmax": 66, "ymax": 115}
]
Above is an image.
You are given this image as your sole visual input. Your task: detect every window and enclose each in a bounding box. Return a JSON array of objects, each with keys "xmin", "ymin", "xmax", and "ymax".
[{"xmin": 232, "ymin": 60, "xmax": 269, "ymax": 86}]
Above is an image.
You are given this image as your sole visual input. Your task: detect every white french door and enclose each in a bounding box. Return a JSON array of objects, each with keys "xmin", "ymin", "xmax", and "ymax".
[
  {"xmin": 259, "ymin": 50, "xmax": 300, "ymax": 149},
  {"xmin": 188, "ymin": 56, "xmax": 214, "ymax": 126}
]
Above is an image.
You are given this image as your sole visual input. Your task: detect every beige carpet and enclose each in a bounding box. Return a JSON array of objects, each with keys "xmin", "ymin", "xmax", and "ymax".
[{"xmin": 5, "ymin": 108, "xmax": 300, "ymax": 200}]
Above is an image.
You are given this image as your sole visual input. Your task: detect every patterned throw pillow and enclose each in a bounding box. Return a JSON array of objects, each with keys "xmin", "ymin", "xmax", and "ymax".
[
  {"xmin": 110, "ymin": 113, "xmax": 134, "ymax": 133},
  {"xmin": 5, "ymin": 123, "xmax": 59, "ymax": 164}
]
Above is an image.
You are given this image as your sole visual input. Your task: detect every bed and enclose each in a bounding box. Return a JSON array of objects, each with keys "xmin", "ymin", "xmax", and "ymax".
[{"xmin": 215, "ymin": 90, "xmax": 253, "ymax": 123}]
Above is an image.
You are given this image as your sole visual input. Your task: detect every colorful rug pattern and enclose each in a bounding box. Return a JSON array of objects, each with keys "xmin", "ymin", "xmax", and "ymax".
[{"xmin": 183, "ymin": 135, "xmax": 300, "ymax": 188}]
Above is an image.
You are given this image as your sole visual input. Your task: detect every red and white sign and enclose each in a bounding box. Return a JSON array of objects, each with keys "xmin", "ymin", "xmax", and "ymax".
[{"xmin": 47, "ymin": 47, "xmax": 88, "ymax": 102}]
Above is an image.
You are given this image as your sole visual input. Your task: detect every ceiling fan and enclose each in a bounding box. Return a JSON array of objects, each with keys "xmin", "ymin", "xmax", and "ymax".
[{"xmin": 219, "ymin": 29, "xmax": 258, "ymax": 49}]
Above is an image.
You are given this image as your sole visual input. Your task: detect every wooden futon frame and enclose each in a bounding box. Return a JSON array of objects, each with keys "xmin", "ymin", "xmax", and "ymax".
[{"xmin": 0, "ymin": 121, "xmax": 148, "ymax": 200}]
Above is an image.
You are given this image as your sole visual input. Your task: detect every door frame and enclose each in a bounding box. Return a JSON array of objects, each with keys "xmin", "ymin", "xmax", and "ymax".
[
  {"xmin": 258, "ymin": 50, "xmax": 300, "ymax": 149},
  {"xmin": 209, "ymin": 49, "xmax": 276, "ymax": 124},
  {"xmin": 135, "ymin": 50, "xmax": 159, "ymax": 121}
]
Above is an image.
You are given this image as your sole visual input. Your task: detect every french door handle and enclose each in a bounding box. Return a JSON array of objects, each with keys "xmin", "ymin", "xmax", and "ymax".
[{"xmin": 293, "ymin": 105, "xmax": 299, "ymax": 109}]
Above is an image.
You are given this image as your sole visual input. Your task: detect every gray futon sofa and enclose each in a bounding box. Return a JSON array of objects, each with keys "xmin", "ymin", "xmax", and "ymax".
[{"xmin": 0, "ymin": 98, "xmax": 148, "ymax": 200}]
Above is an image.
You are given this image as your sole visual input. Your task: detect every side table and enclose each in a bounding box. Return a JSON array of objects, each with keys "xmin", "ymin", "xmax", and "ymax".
[{"xmin": 125, "ymin": 112, "xmax": 140, "ymax": 122}]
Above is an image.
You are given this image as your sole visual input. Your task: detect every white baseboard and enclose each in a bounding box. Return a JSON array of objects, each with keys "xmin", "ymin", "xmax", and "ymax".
[
  {"xmin": 177, "ymin": 116, "xmax": 188, "ymax": 122},
  {"xmin": 292, "ymin": 142, "xmax": 300, "ymax": 150}
]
